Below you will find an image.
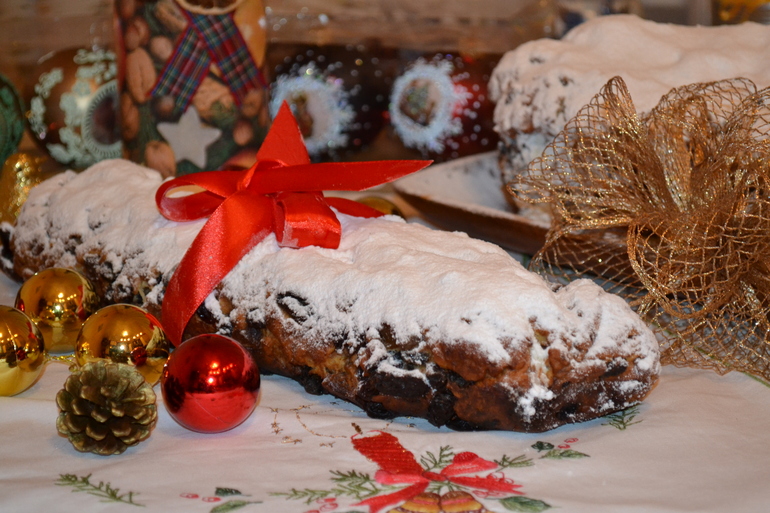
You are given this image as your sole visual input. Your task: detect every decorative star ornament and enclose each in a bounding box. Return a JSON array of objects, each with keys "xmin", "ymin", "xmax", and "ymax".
[{"xmin": 157, "ymin": 106, "xmax": 221, "ymax": 168}]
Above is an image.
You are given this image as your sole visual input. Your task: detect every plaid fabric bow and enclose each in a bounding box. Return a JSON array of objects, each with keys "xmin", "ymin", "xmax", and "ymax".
[{"xmin": 151, "ymin": 10, "xmax": 266, "ymax": 111}]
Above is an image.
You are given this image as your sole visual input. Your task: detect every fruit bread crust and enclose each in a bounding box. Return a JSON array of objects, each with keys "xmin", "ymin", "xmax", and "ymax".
[{"xmin": 8, "ymin": 159, "xmax": 660, "ymax": 432}]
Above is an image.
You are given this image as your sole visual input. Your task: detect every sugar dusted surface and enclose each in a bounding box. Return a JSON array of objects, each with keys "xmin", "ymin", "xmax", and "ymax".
[
  {"xmin": 490, "ymin": 15, "xmax": 770, "ymax": 168},
  {"xmin": 13, "ymin": 159, "xmax": 660, "ymax": 425},
  {"xmin": 13, "ymin": 160, "xmax": 205, "ymax": 304},
  {"xmin": 222, "ymin": 214, "xmax": 658, "ymax": 376}
]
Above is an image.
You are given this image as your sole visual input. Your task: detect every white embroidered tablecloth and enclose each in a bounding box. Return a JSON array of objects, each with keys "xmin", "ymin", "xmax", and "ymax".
[{"xmin": 1, "ymin": 264, "xmax": 769, "ymax": 513}]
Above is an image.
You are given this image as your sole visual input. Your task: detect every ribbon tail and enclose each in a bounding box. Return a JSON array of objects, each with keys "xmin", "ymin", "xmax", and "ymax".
[
  {"xmin": 351, "ymin": 431, "xmax": 425, "ymax": 476},
  {"xmin": 162, "ymin": 193, "xmax": 274, "ymax": 345},
  {"xmin": 326, "ymin": 197, "xmax": 384, "ymax": 219},
  {"xmin": 356, "ymin": 483, "xmax": 429, "ymax": 513},
  {"xmin": 250, "ymin": 160, "xmax": 432, "ymax": 194}
]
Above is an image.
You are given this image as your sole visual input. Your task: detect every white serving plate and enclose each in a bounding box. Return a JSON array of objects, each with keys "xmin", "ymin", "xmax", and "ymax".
[{"xmin": 393, "ymin": 151, "xmax": 551, "ymax": 256}]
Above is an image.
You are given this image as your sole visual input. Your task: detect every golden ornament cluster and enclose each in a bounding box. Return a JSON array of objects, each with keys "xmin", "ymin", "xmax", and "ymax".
[
  {"xmin": 509, "ymin": 76, "xmax": 770, "ymax": 380},
  {"xmin": 1, "ymin": 266, "xmax": 170, "ymax": 454}
]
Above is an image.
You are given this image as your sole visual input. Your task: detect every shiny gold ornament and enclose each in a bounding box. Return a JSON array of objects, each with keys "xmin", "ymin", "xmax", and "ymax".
[
  {"xmin": 0, "ymin": 151, "xmax": 59, "ymax": 224},
  {"xmin": 509, "ymin": 76, "xmax": 770, "ymax": 380},
  {"xmin": 0, "ymin": 306, "xmax": 47, "ymax": 396},
  {"xmin": 356, "ymin": 195, "xmax": 405, "ymax": 218},
  {"xmin": 15, "ymin": 268, "xmax": 100, "ymax": 354},
  {"xmin": 56, "ymin": 360, "xmax": 157, "ymax": 455},
  {"xmin": 75, "ymin": 304, "xmax": 170, "ymax": 385}
]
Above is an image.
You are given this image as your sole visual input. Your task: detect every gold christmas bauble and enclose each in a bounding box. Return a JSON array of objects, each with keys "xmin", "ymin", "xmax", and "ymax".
[
  {"xmin": 0, "ymin": 151, "xmax": 59, "ymax": 224},
  {"xmin": 75, "ymin": 304, "xmax": 170, "ymax": 385},
  {"xmin": 0, "ymin": 305, "xmax": 47, "ymax": 396},
  {"xmin": 15, "ymin": 268, "xmax": 100, "ymax": 354}
]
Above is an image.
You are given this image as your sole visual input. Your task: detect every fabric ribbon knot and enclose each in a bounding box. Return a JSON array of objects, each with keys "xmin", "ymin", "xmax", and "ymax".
[
  {"xmin": 155, "ymin": 102, "xmax": 431, "ymax": 345},
  {"xmin": 151, "ymin": 9, "xmax": 267, "ymax": 111},
  {"xmin": 351, "ymin": 431, "xmax": 522, "ymax": 513}
]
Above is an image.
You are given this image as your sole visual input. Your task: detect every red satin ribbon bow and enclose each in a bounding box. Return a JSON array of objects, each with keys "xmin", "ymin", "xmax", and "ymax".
[
  {"xmin": 352, "ymin": 431, "xmax": 522, "ymax": 513},
  {"xmin": 155, "ymin": 102, "xmax": 431, "ymax": 346}
]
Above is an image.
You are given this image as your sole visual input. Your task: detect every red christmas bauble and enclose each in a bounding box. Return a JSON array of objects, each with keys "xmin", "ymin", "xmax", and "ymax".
[
  {"xmin": 160, "ymin": 334, "xmax": 260, "ymax": 433},
  {"xmin": 389, "ymin": 52, "xmax": 499, "ymax": 161}
]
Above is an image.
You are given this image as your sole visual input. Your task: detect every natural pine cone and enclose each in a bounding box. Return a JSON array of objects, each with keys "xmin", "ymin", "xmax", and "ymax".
[{"xmin": 56, "ymin": 360, "xmax": 157, "ymax": 456}]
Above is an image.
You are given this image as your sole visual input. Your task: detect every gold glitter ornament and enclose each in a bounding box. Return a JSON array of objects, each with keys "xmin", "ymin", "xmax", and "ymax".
[
  {"xmin": 56, "ymin": 360, "xmax": 157, "ymax": 456},
  {"xmin": 509, "ymin": 76, "xmax": 770, "ymax": 380},
  {"xmin": 0, "ymin": 305, "xmax": 47, "ymax": 396},
  {"xmin": 75, "ymin": 304, "xmax": 170, "ymax": 386},
  {"xmin": 15, "ymin": 268, "xmax": 100, "ymax": 354},
  {"xmin": 0, "ymin": 151, "xmax": 59, "ymax": 224}
]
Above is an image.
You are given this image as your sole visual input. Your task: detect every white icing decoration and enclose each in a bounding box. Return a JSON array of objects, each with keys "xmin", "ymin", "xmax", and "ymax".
[
  {"xmin": 390, "ymin": 60, "xmax": 471, "ymax": 153},
  {"xmin": 28, "ymin": 68, "xmax": 63, "ymax": 138},
  {"xmin": 269, "ymin": 64, "xmax": 355, "ymax": 156}
]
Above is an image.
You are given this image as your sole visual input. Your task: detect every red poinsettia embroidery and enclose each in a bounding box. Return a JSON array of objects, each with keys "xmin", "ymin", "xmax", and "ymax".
[{"xmin": 351, "ymin": 431, "xmax": 522, "ymax": 513}]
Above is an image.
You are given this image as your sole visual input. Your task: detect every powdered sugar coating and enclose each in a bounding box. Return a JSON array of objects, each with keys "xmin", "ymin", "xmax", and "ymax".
[
  {"xmin": 11, "ymin": 159, "xmax": 660, "ymax": 430},
  {"xmin": 490, "ymin": 14, "xmax": 770, "ymax": 175},
  {"xmin": 12, "ymin": 161, "xmax": 204, "ymax": 305},
  {"xmin": 221, "ymin": 213, "xmax": 658, "ymax": 375}
]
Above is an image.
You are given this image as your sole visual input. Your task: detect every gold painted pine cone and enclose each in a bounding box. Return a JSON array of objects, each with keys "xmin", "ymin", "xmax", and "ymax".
[{"xmin": 56, "ymin": 360, "xmax": 157, "ymax": 456}]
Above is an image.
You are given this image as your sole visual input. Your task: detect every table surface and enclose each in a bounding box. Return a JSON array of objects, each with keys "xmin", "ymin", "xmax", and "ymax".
[{"xmin": 1, "ymin": 226, "xmax": 769, "ymax": 513}]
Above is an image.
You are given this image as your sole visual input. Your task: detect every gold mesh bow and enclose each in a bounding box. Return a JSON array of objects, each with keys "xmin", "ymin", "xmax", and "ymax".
[{"xmin": 509, "ymin": 76, "xmax": 770, "ymax": 379}]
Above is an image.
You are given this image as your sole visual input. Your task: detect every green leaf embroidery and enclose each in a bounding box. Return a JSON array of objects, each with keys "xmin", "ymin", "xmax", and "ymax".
[
  {"xmin": 602, "ymin": 405, "xmax": 642, "ymax": 430},
  {"xmin": 540, "ymin": 449, "xmax": 589, "ymax": 459},
  {"xmin": 209, "ymin": 499, "xmax": 261, "ymax": 513},
  {"xmin": 420, "ymin": 445, "xmax": 454, "ymax": 471},
  {"xmin": 496, "ymin": 454, "xmax": 535, "ymax": 468},
  {"xmin": 55, "ymin": 473, "xmax": 144, "ymax": 507},
  {"xmin": 272, "ymin": 488, "xmax": 334, "ymax": 504},
  {"xmin": 531, "ymin": 441, "xmax": 554, "ymax": 452},
  {"xmin": 330, "ymin": 470, "xmax": 383, "ymax": 500},
  {"xmin": 499, "ymin": 496, "xmax": 552, "ymax": 512},
  {"xmin": 273, "ymin": 470, "xmax": 399, "ymax": 504},
  {"xmin": 216, "ymin": 488, "xmax": 246, "ymax": 497}
]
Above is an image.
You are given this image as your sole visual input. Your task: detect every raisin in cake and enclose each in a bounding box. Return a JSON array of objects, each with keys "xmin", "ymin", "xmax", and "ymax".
[
  {"xmin": 489, "ymin": 14, "xmax": 770, "ymax": 185},
  {"xmin": 8, "ymin": 159, "xmax": 660, "ymax": 432}
]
